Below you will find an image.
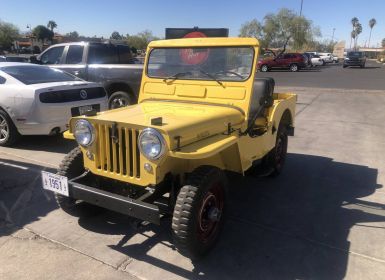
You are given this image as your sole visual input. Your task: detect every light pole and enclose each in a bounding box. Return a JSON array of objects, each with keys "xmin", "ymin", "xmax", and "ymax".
[
  {"xmin": 26, "ymin": 24, "xmax": 33, "ymax": 54},
  {"xmin": 300, "ymin": 0, "xmax": 304, "ymax": 17},
  {"xmin": 332, "ymin": 28, "xmax": 336, "ymax": 43}
]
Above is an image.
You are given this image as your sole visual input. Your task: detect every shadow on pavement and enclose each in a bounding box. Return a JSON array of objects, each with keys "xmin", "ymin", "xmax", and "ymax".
[
  {"xmin": 11, "ymin": 134, "xmax": 76, "ymax": 154},
  {"xmin": 77, "ymin": 153, "xmax": 384, "ymax": 280},
  {"xmin": 0, "ymin": 158, "xmax": 57, "ymax": 236}
]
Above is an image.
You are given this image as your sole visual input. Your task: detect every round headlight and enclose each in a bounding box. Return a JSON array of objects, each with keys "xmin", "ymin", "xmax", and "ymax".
[
  {"xmin": 74, "ymin": 119, "xmax": 95, "ymax": 146},
  {"xmin": 138, "ymin": 128, "xmax": 166, "ymax": 160}
]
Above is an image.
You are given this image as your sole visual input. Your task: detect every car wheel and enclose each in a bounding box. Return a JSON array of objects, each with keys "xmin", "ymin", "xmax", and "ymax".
[
  {"xmin": 322, "ymin": 60, "xmax": 326, "ymax": 66},
  {"xmin": 108, "ymin": 91, "xmax": 135, "ymax": 109},
  {"xmin": 261, "ymin": 123, "xmax": 288, "ymax": 177},
  {"xmin": 343, "ymin": 65, "xmax": 347, "ymax": 68},
  {"xmin": 0, "ymin": 109, "xmax": 20, "ymax": 147},
  {"xmin": 289, "ymin": 64, "xmax": 298, "ymax": 72},
  {"xmin": 361, "ymin": 64, "xmax": 365, "ymax": 68},
  {"xmin": 260, "ymin": 65, "xmax": 269, "ymax": 72},
  {"xmin": 55, "ymin": 147, "xmax": 103, "ymax": 217},
  {"xmin": 172, "ymin": 166, "xmax": 227, "ymax": 259}
]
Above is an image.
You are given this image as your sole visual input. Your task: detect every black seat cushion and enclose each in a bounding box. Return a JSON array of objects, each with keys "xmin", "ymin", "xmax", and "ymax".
[{"xmin": 248, "ymin": 77, "xmax": 275, "ymax": 127}]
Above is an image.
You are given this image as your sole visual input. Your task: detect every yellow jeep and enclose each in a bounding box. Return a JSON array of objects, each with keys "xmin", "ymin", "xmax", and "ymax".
[{"xmin": 42, "ymin": 37, "xmax": 296, "ymax": 258}]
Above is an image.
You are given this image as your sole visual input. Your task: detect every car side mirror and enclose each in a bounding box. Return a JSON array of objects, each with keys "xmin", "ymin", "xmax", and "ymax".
[{"xmin": 30, "ymin": 55, "xmax": 41, "ymax": 64}]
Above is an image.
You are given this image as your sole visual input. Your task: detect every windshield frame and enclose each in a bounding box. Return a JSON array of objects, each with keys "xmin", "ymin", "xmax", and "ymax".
[
  {"xmin": 0, "ymin": 65, "xmax": 81, "ymax": 85},
  {"xmin": 146, "ymin": 46, "xmax": 256, "ymax": 83}
]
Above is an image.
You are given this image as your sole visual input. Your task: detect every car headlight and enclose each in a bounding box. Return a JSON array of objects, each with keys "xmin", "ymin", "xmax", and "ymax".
[
  {"xmin": 74, "ymin": 119, "xmax": 95, "ymax": 146},
  {"xmin": 138, "ymin": 128, "xmax": 166, "ymax": 160},
  {"xmin": 345, "ymin": 57, "xmax": 349, "ymax": 60}
]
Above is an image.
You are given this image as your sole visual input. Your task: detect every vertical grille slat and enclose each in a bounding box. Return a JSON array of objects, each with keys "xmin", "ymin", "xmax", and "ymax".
[{"xmin": 95, "ymin": 124, "xmax": 140, "ymax": 179}]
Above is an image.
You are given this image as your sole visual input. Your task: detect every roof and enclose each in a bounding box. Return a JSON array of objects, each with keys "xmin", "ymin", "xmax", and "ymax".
[
  {"xmin": 148, "ymin": 37, "xmax": 259, "ymax": 48},
  {"xmin": 0, "ymin": 62, "xmax": 37, "ymax": 68}
]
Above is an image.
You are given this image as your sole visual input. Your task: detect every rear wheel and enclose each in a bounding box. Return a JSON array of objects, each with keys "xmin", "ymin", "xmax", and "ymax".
[
  {"xmin": 108, "ymin": 91, "xmax": 135, "ymax": 109},
  {"xmin": 55, "ymin": 147, "xmax": 102, "ymax": 216},
  {"xmin": 261, "ymin": 124, "xmax": 288, "ymax": 177},
  {"xmin": 172, "ymin": 166, "xmax": 227, "ymax": 259},
  {"xmin": 0, "ymin": 109, "xmax": 20, "ymax": 147},
  {"xmin": 260, "ymin": 65, "xmax": 269, "ymax": 72},
  {"xmin": 289, "ymin": 64, "xmax": 299, "ymax": 72}
]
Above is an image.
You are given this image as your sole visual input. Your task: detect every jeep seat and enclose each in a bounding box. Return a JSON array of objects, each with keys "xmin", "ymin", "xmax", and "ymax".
[{"xmin": 248, "ymin": 77, "xmax": 275, "ymax": 127}]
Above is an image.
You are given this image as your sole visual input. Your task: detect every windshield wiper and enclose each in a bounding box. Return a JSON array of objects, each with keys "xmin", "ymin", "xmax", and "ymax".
[
  {"xmin": 199, "ymin": 69, "xmax": 224, "ymax": 87},
  {"xmin": 163, "ymin": 71, "xmax": 192, "ymax": 83}
]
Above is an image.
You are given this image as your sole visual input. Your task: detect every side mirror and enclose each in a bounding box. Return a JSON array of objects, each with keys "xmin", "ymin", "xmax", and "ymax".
[{"xmin": 29, "ymin": 55, "xmax": 41, "ymax": 64}]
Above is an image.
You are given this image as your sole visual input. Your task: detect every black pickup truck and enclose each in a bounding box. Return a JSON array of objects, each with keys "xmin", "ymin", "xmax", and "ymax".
[{"xmin": 32, "ymin": 42, "xmax": 143, "ymax": 108}]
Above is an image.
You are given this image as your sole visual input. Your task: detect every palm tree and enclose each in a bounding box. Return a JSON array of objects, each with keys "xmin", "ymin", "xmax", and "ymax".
[
  {"xmin": 350, "ymin": 17, "xmax": 359, "ymax": 49},
  {"xmin": 368, "ymin": 18, "xmax": 376, "ymax": 48},
  {"xmin": 354, "ymin": 23, "xmax": 362, "ymax": 50},
  {"xmin": 47, "ymin": 20, "xmax": 57, "ymax": 32}
]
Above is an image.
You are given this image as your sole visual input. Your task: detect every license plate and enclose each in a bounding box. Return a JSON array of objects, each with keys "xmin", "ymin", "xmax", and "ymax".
[
  {"xmin": 78, "ymin": 105, "xmax": 93, "ymax": 115},
  {"xmin": 42, "ymin": 171, "xmax": 69, "ymax": 196}
]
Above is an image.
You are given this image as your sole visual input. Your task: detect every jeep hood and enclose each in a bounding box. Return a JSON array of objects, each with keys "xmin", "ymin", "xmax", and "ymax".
[{"xmin": 88, "ymin": 100, "xmax": 244, "ymax": 149}]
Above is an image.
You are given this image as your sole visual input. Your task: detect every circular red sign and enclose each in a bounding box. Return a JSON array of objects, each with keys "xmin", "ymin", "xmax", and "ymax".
[{"xmin": 180, "ymin": 31, "xmax": 209, "ymax": 65}]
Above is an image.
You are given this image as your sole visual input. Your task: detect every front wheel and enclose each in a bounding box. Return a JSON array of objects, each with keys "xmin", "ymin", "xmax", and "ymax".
[
  {"xmin": 260, "ymin": 65, "xmax": 269, "ymax": 72},
  {"xmin": 172, "ymin": 166, "xmax": 227, "ymax": 259},
  {"xmin": 55, "ymin": 147, "xmax": 102, "ymax": 216},
  {"xmin": 108, "ymin": 91, "xmax": 135, "ymax": 109},
  {"xmin": 289, "ymin": 64, "xmax": 299, "ymax": 72}
]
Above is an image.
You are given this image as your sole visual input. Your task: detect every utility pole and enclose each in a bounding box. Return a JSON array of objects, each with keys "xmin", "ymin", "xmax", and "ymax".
[
  {"xmin": 26, "ymin": 25, "xmax": 33, "ymax": 54},
  {"xmin": 332, "ymin": 28, "xmax": 336, "ymax": 43},
  {"xmin": 300, "ymin": 0, "xmax": 304, "ymax": 16}
]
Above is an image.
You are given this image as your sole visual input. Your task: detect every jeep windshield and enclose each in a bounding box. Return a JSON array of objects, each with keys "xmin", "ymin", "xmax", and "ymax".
[
  {"xmin": 347, "ymin": 52, "xmax": 363, "ymax": 58},
  {"xmin": 147, "ymin": 47, "xmax": 254, "ymax": 82}
]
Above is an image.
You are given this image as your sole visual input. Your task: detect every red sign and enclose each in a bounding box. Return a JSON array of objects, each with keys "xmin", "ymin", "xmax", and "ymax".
[{"xmin": 179, "ymin": 31, "xmax": 209, "ymax": 65}]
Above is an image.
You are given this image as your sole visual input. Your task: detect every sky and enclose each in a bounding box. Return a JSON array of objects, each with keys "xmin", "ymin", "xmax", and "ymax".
[{"xmin": 1, "ymin": 0, "xmax": 384, "ymax": 48}]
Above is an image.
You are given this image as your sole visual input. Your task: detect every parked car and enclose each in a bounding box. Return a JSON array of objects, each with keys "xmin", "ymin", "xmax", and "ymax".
[
  {"xmin": 302, "ymin": 53, "xmax": 313, "ymax": 67},
  {"xmin": 0, "ymin": 56, "xmax": 29, "ymax": 63},
  {"xmin": 343, "ymin": 51, "xmax": 366, "ymax": 68},
  {"xmin": 318, "ymin": 52, "xmax": 333, "ymax": 64},
  {"xmin": 0, "ymin": 63, "xmax": 108, "ymax": 146},
  {"xmin": 310, "ymin": 54, "xmax": 324, "ymax": 66},
  {"xmin": 31, "ymin": 42, "xmax": 143, "ymax": 109},
  {"xmin": 258, "ymin": 53, "xmax": 307, "ymax": 72}
]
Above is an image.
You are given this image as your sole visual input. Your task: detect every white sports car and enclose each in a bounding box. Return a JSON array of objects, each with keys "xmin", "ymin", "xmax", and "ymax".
[{"xmin": 0, "ymin": 63, "xmax": 108, "ymax": 146}]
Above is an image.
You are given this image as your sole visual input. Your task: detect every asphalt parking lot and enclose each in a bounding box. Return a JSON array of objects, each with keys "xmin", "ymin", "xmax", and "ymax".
[{"xmin": 1, "ymin": 62, "xmax": 385, "ymax": 279}]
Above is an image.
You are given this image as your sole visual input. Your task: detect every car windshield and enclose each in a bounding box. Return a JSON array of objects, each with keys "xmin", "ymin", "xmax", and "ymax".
[
  {"xmin": 348, "ymin": 52, "xmax": 363, "ymax": 57},
  {"xmin": 147, "ymin": 47, "xmax": 254, "ymax": 82},
  {"xmin": 0, "ymin": 65, "xmax": 81, "ymax": 85}
]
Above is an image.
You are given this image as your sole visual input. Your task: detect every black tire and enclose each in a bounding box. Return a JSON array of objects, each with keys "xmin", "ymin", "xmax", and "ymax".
[
  {"xmin": 343, "ymin": 65, "xmax": 347, "ymax": 68},
  {"xmin": 55, "ymin": 147, "xmax": 102, "ymax": 216},
  {"xmin": 289, "ymin": 64, "xmax": 299, "ymax": 72},
  {"xmin": 322, "ymin": 60, "xmax": 326, "ymax": 66},
  {"xmin": 172, "ymin": 166, "xmax": 227, "ymax": 259},
  {"xmin": 261, "ymin": 123, "xmax": 288, "ymax": 177},
  {"xmin": 360, "ymin": 64, "xmax": 365, "ymax": 68},
  {"xmin": 108, "ymin": 91, "xmax": 135, "ymax": 109},
  {"xmin": 0, "ymin": 109, "xmax": 20, "ymax": 147},
  {"xmin": 260, "ymin": 64, "xmax": 269, "ymax": 72}
]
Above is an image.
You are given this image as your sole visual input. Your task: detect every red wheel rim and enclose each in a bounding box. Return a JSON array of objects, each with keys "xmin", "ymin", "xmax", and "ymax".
[{"xmin": 197, "ymin": 182, "xmax": 224, "ymax": 243}]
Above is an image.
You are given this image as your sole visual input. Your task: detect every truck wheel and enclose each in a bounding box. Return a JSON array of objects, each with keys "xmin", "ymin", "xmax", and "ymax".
[
  {"xmin": 172, "ymin": 166, "xmax": 227, "ymax": 259},
  {"xmin": 55, "ymin": 147, "xmax": 101, "ymax": 217},
  {"xmin": 108, "ymin": 91, "xmax": 134, "ymax": 109},
  {"xmin": 260, "ymin": 65, "xmax": 269, "ymax": 72},
  {"xmin": 262, "ymin": 123, "xmax": 288, "ymax": 177},
  {"xmin": 289, "ymin": 64, "xmax": 299, "ymax": 72},
  {"xmin": 0, "ymin": 109, "xmax": 20, "ymax": 147}
]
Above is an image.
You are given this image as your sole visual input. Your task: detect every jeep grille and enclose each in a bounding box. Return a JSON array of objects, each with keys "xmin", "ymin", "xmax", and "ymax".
[{"xmin": 94, "ymin": 124, "xmax": 141, "ymax": 178}]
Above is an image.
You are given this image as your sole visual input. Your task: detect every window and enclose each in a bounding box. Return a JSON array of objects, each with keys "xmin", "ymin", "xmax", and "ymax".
[
  {"xmin": 40, "ymin": 46, "xmax": 65, "ymax": 64},
  {"xmin": 283, "ymin": 54, "xmax": 293, "ymax": 59},
  {"xmin": 66, "ymin": 45, "xmax": 84, "ymax": 64},
  {"xmin": 0, "ymin": 65, "xmax": 80, "ymax": 85},
  {"xmin": 118, "ymin": 45, "xmax": 134, "ymax": 64},
  {"xmin": 88, "ymin": 44, "xmax": 118, "ymax": 64}
]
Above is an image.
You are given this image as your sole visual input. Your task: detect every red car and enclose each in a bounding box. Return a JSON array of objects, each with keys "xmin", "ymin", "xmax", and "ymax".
[{"xmin": 258, "ymin": 53, "xmax": 307, "ymax": 72}]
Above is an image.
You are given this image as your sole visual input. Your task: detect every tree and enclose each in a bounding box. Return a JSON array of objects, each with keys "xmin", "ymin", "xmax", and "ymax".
[
  {"xmin": 368, "ymin": 18, "xmax": 376, "ymax": 48},
  {"xmin": 350, "ymin": 17, "xmax": 359, "ymax": 49},
  {"xmin": 47, "ymin": 20, "xmax": 57, "ymax": 32},
  {"xmin": 67, "ymin": 31, "xmax": 79, "ymax": 38},
  {"xmin": 33, "ymin": 25, "xmax": 54, "ymax": 42},
  {"xmin": 382, "ymin": 38, "xmax": 385, "ymax": 47},
  {"xmin": 110, "ymin": 31, "xmax": 122, "ymax": 40},
  {"xmin": 354, "ymin": 23, "xmax": 362, "ymax": 50},
  {"xmin": 239, "ymin": 8, "xmax": 320, "ymax": 51},
  {"xmin": 0, "ymin": 20, "xmax": 19, "ymax": 51},
  {"xmin": 126, "ymin": 30, "xmax": 160, "ymax": 50},
  {"xmin": 239, "ymin": 19, "xmax": 263, "ymax": 39}
]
